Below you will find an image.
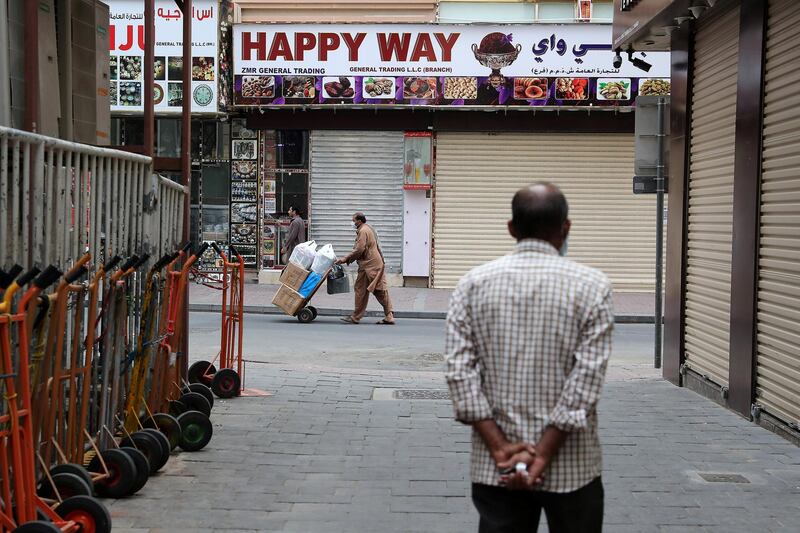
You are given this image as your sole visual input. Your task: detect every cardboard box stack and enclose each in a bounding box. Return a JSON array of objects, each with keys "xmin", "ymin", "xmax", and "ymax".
[
  {"xmin": 272, "ymin": 241, "xmax": 338, "ymax": 316},
  {"xmin": 279, "ymin": 262, "xmax": 310, "ymax": 292},
  {"xmin": 272, "ymin": 262, "xmax": 309, "ymax": 315}
]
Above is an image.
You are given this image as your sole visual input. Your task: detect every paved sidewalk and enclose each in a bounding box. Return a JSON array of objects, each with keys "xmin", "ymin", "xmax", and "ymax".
[
  {"xmin": 189, "ymin": 282, "xmax": 655, "ymax": 322},
  {"xmin": 109, "ymin": 360, "xmax": 799, "ymax": 532}
]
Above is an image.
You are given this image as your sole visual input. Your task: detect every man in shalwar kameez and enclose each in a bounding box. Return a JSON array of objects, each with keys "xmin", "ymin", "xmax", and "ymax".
[{"xmin": 336, "ymin": 212, "xmax": 395, "ymax": 325}]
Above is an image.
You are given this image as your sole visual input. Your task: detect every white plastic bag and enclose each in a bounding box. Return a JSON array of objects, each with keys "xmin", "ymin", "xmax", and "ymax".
[
  {"xmin": 311, "ymin": 244, "xmax": 336, "ymax": 275},
  {"xmin": 289, "ymin": 240, "xmax": 316, "ymax": 270}
]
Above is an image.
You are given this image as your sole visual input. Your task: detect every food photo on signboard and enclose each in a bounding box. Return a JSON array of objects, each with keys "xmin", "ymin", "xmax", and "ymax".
[
  {"xmin": 322, "ymin": 77, "xmax": 356, "ymax": 101},
  {"xmin": 442, "ymin": 76, "xmax": 479, "ymax": 102},
  {"xmin": 235, "ymin": 75, "xmax": 277, "ymax": 104},
  {"xmin": 363, "ymin": 77, "xmax": 397, "ymax": 101}
]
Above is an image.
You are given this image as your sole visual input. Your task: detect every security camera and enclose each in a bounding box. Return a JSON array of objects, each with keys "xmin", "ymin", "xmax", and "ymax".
[
  {"xmin": 627, "ymin": 50, "xmax": 652, "ymax": 73},
  {"xmin": 612, "ymin": 50, "xmax": 623, "ymax": 69},
  {"xmin": 632, "ymin": 57, "xmax": 652, "ymax": 72}
]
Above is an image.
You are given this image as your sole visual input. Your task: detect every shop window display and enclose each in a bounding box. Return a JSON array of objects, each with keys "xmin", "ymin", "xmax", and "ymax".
[
  {"xmin": 201, "ymin": 164, "xmax": 230, "ymax": 244},
  {"xmin": 259, "ymin": 130, "xmax": 310, "ymax": 269},
  {"xmin": 229, "ymin": 119, "xmax": 260, "ymax": 268}
]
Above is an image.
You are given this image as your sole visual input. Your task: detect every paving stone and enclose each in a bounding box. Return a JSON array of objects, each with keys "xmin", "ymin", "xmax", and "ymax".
[{"xmin": 105, "ymin": 359, "xmax": 800, "ymax": 532}]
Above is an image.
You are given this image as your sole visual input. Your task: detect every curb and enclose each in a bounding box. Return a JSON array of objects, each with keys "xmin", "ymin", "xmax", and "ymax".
[{"xmin": 188, "ymin": 304, "xmax": 654, "ymax": 324}]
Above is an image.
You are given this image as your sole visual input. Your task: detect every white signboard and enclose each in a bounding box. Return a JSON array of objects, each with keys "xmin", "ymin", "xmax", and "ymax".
[
  {"xmin": 232, "ymin": 24, "xmax": 669, "ymax": 107},
  {"xmin": 233, "ymin": 24, "xmax": 669, "ymax": 78},
  {"xmin": 108, "ymin": 1, "xmax": 219, "ymax": 114}
]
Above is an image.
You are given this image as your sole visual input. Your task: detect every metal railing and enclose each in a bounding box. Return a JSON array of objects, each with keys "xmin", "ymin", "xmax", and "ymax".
[{"xmin": 0, "ymin": 126, "xmax": 186, "ymax": 270}]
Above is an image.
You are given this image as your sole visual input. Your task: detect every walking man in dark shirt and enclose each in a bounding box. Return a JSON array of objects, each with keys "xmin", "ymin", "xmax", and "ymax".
[
  {"xmin": 282, "ymin": 206, "xmax": 306, "ymax": 263},
  {"xmin": 446, "ymin": 183, "xmax": 613, "ymax": 532}
]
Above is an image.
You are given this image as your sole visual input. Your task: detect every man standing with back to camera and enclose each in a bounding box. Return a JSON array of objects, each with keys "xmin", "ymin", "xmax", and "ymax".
[{"xmin": 446, "ymin": 183, "xmax": 613, "ymax": 532}]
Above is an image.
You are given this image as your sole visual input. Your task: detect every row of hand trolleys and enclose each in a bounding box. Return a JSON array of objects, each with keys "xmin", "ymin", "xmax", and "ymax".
[{"xmin": 0, "ymin": 241, "xmax": 245, "ymax": 532}]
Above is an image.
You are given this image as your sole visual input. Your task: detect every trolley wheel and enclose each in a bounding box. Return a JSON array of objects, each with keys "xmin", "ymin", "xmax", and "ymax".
[
  {"xmin": 179, "ymin": 391, "xmax": 212, "ymax": 417},
  {"xmin": 87, "ymin": 448, "xmax": 136, "ymax": 499},
  {"xmin": 12, "ymin": 521, "xmax": 61, "ymax": 533},
  {"xmin": 37, "ymin": 472, "xmax": 93, "ymax": 500},
  {"xmin": 55, "ymin": 495, "xmax": 112, "ymax": 533},
  {"xmin": 140, "ymin": 428, "xmax": 171, "ymax": 469},
  {"xmin": 211, "ymin": 369, "xmax": 241, "ymax": 399},
  {"xmin": 119, "ymin": 431, "xmax": 166, "ymax": 474},
  {"xmin": 49, "ymin": 463, "xmax": 94, "ymax": 493},
  {"xmin": 144, "ymin": 413, "xmax": 182, "ymax": 451},
  {"xmin": 308, "ymin": 305, "xmax": 318, "ymax": 319},
  {"xmin": 297, "ymin": 307, "xmax": 315, "ymax": 324},
  {"xmin": 177, "ymin": 410, "xmax": 214, "ymax": 452},
  {"xmin": 188, "ymin": 360, "xmax": 216, "ymax": 387},
  {"xmin": 182, "ymin": 382, "xmax": 214, "ymax": 410},
  {"xmin": 118, "ymin": 447, "xmax": 150, "ymax": 496},
  {"xmin": 168, "ymin": 400, "xmax": 187, "ymax": 417}
]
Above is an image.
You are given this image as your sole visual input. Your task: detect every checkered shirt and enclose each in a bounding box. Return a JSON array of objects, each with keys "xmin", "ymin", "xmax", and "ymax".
[{"xmin": 445, "ymin": 239, "xmax": 614, "ymax": 493}]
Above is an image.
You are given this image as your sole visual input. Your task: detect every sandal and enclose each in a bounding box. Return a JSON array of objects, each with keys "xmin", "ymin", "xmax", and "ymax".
[
  {"xmin": 376, "ymin": 319, "xmax": 396, "ymax": 325},
  {"xmin": 340, "ymin": 316, "xmax": 359, "ymax": 324}
]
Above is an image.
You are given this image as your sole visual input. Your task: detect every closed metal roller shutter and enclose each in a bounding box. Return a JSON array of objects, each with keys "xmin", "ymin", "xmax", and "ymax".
[
  {"xmin": 683, "ymin": 6, "xmax": 740, "ymax": 387},
  {"xmin": 755, "ymin": 0, "xmax": 800, "ymax": 426},
  {"xmin": 310, "ymin": 131, "xmax": 404, "ymax": 273},
  {"xmin": 432, "ymin": 132, "xmax": 658, "ymax": 291}
]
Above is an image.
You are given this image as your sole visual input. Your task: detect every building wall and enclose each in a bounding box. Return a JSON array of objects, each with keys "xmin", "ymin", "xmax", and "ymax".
[
  {"xmin": 234, "ymin": 0, "xmax": 437, "ymax": 23},
  {"xmin": 7, "ymin": 0, "xmax": 26, "ymax": 129},
  {"xmin": 2, "ymin": 0, "xmax": 109, "ymax": 141},
  {"xmin": 438, "ymin": 0, "xmax": 614, "ymax": 23}
]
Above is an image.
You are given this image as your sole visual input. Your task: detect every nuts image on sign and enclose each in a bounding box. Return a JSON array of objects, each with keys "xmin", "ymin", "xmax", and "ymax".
[
  {"xmin": 444, "ymin": 77, "xmax": 478, "ymax": 100},
  {"xmin": 640, "ymin": 79, "xmax": 671, "ymax": 96},
  {"xmin": 241, "ymin": 76, "xmax": 275, "ymax": 99},
  {"xmin": 597, "ymin": 79, "xmax": 631, "ymax": 100},
  {"xmin": 363, "ymin": 78, "xmax": 395, "ymax": 99}
]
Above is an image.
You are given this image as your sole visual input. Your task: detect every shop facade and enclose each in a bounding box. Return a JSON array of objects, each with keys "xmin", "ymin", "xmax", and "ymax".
[
  {"xmin": 614, "ymin": 0, "xmax": 800, "ymax": 442},
  {"xmin": 231, "ymin": 22, "xmax": 670, "ymax": 288}
]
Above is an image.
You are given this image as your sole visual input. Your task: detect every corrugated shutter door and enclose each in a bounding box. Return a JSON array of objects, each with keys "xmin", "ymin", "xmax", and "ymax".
[
  {"xmin": 433, "ymin": 132, "xmax": 658, "ymax": 291},
  {"xmin": 682, "ymin": 6, "xmax": 739, "ymax": 387},
  {"xmin": 756, "ymin": 0, "xmax": 800, "ymax": 426},
  {"xmin": 310, "ymin": 131, "xmax": 404, "ymax": 272}
]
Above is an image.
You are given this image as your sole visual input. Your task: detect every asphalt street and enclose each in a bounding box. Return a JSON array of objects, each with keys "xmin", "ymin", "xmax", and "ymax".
[{"xmin": 188, "ymin": 312, "xmax": 657, "ymax": 370}]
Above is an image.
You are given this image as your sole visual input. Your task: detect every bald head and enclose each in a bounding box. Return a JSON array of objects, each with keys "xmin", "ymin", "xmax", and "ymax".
[{"xmin": 509, "ymin": 183, "xmax": 570, "ymax": 246}]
